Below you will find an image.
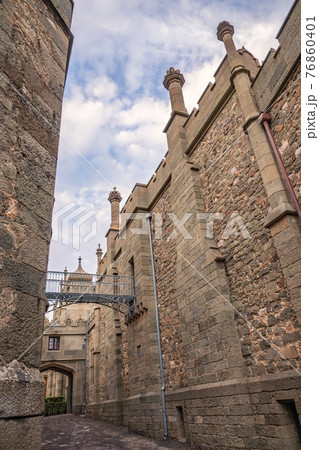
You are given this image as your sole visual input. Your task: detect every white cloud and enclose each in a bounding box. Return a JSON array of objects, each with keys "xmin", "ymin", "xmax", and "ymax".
[
  {"xmin": 183, "ymin": 59, "xmax": 221, "ymax": 111},
  {"xmin": 84, "ymin": 75, "xmax": 118, "ymax": 102},
  {"xmin": 60, "ymin": 89, "xmax": 107, "ymax": 155},
  {"xmin": 117, "ymin": 97, "xmax": 169, "ymax": 128}
]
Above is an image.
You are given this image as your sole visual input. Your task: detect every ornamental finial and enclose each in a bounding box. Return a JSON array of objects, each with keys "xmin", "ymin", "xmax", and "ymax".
[{"xmin": 108, "ymin": 187, "xmax": 122, "ymax": 203}]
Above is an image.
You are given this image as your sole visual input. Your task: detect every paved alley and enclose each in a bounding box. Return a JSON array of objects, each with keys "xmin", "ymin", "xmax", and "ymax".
[{"xmin": 42, "ymin": 415, "xmax": 193, "ymax": 449}]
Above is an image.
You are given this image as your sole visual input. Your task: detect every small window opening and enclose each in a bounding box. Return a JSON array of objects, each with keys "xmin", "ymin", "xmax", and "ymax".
[
  {"xmin": 137, "ymin": 345, "xmax": 142, "ymax": 358},
  {"xmin": 286, "ymin": 401, "xmax": 301, "ymax": 443},
  {"xmin": 90, "ymin": 349, "xmax": 94, "ymax": 384},
  {"xmin": 279, "ymin": 400, "xmax": 301, "ymax": 445},
  {"xmin": 48, "ymin": 336, "xmax": 60, "ymax": 350},
  {"xmin": 129, "ymin": 258, "xmax": 135, "ymax": 278},
  {"xmin": 176, "ymin": 405, "xmax": 186, "ymax": 441},
  {"xmin": 129, "ymin": 257, "xmax": 135, "ymax": 294}
]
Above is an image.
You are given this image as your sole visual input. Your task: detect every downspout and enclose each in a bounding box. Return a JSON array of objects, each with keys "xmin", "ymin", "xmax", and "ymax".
[
  {"xmin": 146, "ymin": 213, "xmax": 168, "ymax": 440},
  {"xmin": 259, "ymin": 112, "xmax": 301, "ymax": 218},
  {"xmin": 82, "ymin": 311, "xmax": 89, "ymax": 414}
]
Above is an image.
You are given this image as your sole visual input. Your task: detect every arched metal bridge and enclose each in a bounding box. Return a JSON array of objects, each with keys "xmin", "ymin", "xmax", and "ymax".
[{"xmin": 46, "ymin": 271, "xmax": 136, "ymax": 315}]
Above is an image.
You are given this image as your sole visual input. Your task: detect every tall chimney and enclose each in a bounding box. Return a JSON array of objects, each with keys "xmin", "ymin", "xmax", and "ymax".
[
  {"xmin": 217, "ymin": 21, "xmax": 245, "ymax": 72},
  {"xmin": 96, "ymin": 244, "xmax": 103, "ymax": 265},
  {"xmin": 163, "ymin": 67, "xmax": 188, "ymax": 114},
  {"xmin": 108, "ymin": 187, "xmax": 122, "ymax": 230}
]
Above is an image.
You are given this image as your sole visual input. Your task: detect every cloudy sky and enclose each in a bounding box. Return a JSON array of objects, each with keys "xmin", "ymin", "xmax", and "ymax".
[{"xmin": 48, "ymin": 0, "xmax": 295, "ymax": 275}]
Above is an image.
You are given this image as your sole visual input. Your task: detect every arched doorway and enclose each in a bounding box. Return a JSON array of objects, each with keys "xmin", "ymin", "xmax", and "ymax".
[{"xmin": 40, "ymin": 364, "xmax": 74, "ymax": 413}]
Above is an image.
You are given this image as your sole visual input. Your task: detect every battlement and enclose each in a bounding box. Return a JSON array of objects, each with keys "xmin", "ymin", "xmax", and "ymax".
[
  {"xmin": 252, "ymin": 0, "xmax": 300, "ymax": 110},
  {"xmin": 116, "ymin": 46, "xmax": 260, "ymax": 220}
]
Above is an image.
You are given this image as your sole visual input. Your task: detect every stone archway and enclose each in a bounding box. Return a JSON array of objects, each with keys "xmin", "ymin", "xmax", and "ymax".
[{"xmin": 40, "ymin": 363, "xmax": 74, "ymax": 413}]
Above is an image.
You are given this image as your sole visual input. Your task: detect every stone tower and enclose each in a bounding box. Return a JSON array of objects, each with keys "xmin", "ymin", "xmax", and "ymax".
[{"xmin": 0, "ymin": 1, "xmax": 73, "ymax": 448}]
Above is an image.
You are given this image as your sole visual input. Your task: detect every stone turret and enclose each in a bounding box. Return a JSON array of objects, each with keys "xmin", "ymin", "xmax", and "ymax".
[
  {"xmin": 163, "ymin": 67, "xmax": 188, "ymax": 115},
  {"xmin": 96, "ymin": 244, "xmax": 103, "ymax": 265},
  {"xmin": 217, "ymin": 21, "xmax": 246, "ymax": 77},
  {"xmin": 108, "ymin": 187, "xmax": 122, "ymax": 231},
  {"xmin": 105, "ymin": 188, "xmax": 122, "ymax": 262}
]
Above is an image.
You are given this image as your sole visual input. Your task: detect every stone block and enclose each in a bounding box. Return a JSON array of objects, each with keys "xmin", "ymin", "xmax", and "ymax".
[
  {"xmin": 0, "ymin": 415, "xmax": 43, "ymax": 450},
  {"xmin": 1, "ymin": 257, "xmax": 46, "ymax": 298},
  {"xmin": 0, "ymin": 361, "xmax": 45, "ymax": 418},
  {"xmin": 15, "ymin": 175, "xmax": 55, "ymax": 222}
]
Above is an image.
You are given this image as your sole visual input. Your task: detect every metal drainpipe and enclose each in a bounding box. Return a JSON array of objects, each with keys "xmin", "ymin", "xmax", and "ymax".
[
  {"xmin": 146, "ymin": 213, "xmax": 168, "ymax": 440},
  {"xmin": 82, "ymin": 311, "xmax": 89, "ymax": 414},
  {"xmin": 259, "ymin": 112, "xmax": 301, "ymax": 218}
]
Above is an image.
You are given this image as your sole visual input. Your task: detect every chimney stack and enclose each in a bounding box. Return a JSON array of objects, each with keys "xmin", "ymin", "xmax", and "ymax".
[
  {"xmin": 108, "ymin": 187, "xmax": 122, "ymax": 230},
  {"xmin": 163, "ymin": 67, "xmax": 188, "ymax": 114},
  {"xmin": 96, "ymin": 244, "xmax": 103, "ymax": 265},
  {"xmin": 217, "ymin": 21, "xmax": 244, "ymax": 72}
]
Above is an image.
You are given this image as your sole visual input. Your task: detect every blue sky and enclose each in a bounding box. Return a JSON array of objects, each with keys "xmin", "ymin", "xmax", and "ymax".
[{"xmin": 48, "ymin": 0, "xmax": 295, "ymax": 274}]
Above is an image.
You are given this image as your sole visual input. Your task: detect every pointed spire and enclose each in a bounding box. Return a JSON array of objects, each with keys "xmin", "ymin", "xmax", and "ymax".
[
  {"xmin": 74, "ymin": 256, "xmax": 86, "ymax": 274},
  {"xmin": 68, "ymin": 256, "xmax": 92, "ymax": 281}
]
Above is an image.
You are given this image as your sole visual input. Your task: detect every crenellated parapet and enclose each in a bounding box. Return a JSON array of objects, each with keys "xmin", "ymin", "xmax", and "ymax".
[{"xmin": 115, "ymin": 42, "xmax": 261, "ymax": 219}]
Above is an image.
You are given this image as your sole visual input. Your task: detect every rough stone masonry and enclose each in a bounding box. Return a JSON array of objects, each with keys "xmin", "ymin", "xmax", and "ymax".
[
  {"xmin": 0, "ymin": 1, "xmax": 73, "ymax": 448},
  {"xmin": 84, "ymin": 1, "xmax": 301, "ymax": 449}
]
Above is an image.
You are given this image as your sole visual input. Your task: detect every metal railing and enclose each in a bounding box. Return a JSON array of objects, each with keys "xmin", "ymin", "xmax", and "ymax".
[{"xmin": 46, "ymin": 271, "xmax": 136, "ymax": 314}]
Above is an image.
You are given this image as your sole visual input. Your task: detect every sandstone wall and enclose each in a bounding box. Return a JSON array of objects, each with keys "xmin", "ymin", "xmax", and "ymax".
[
  {"xmin": 152, "ymin": 184, "xmax": 187, "ymax": 390},
  {"xmin": 85, "ymin": 1, "xmax": 301, "ymax": 448},
  {"xmin": 0, "ymin": 0, "xmax": 73, "ymax": 448},
  {"xmin": 189, "ymin": 89, "xmax": 300, "ymax": 377}
]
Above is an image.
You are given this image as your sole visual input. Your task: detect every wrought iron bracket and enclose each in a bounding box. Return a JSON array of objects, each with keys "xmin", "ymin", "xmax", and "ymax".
[{"xmin": 46, "ymin": 292, "xmax": 136, "ymax": 315}]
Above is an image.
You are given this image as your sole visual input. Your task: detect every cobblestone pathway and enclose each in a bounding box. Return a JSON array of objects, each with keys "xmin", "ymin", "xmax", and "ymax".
[{"xmin": 42, "ymin": 415, "xmax": 193, "ymax": 449}]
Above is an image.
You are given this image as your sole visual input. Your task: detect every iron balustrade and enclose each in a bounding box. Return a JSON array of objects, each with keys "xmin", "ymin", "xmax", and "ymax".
[{"xmin": 46, "ymin": 271, "xmax": 136, "ymax": 315}]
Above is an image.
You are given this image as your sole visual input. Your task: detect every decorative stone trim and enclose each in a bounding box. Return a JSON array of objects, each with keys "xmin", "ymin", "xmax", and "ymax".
[
  {"xmin": 163, "ymin": 110, "xmax": 189, "ymax": 133},
  {"xmin": 217, "ymin": 21, "xmax": 234, "ymax": 41},
  {"xmin": 163, "ymin": 67, "xmax": 185, "ymax": 90},
  {"xmin": 243, "ymin": 112, "xmax": 260, "ymax": 132},
  {"xmin": 264, "ymin": 201, "xmax": 297, "ymax": 228},
  {"xmin": 205, "ymin": 238, "xmax": 225, "ymax": 263}
]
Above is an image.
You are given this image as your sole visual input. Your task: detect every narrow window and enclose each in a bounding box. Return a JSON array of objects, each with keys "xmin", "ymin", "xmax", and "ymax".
[
  {"xmin": 129, "ymin": 257, "xmax": 135, "ymax": 296},
  {"xmin": 137, "ymin": 345, "xmax": 142, "ymax": 358},
  {"xmin": 278, "ymin": 400, "xmax": 301, "ymax": 444},
  {"xmin": 48, "ymin": 336, "xmax": 60, "ymax": 350},
  {"xmin": 113, "ymin": 270, "xmax": 119, "ymax": 295},
  {"xmin": 129, "ymin": 258, "xmax": 135, "ymax": 277},
  {"xmin": 285, "ymin": 401, "xmax": 301, "ymax": 443},
  {"xmin": 90, "ymin": 349, "xmax": 94, "ymax": 384},
  {"xmin": 176, "ymin": 405, "xmax": 186, "ymax": 440}
]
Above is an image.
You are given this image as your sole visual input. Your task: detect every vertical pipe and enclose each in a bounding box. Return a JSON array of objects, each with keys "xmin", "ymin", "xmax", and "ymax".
[
  {"xmin": 82, "ymin": 311, "xmax": 89, "ymax": 414},
  {"xmin": 259, "ymin": 112, "xmax": 301, "ymax": 218},
  {"xmin": 146, "ymin": 213, "xmax": 168, "ymax": 440}
]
